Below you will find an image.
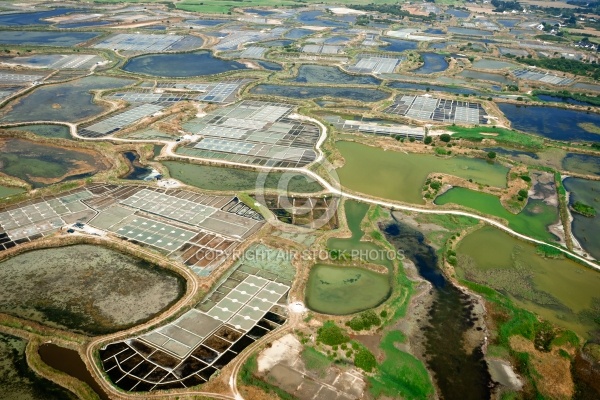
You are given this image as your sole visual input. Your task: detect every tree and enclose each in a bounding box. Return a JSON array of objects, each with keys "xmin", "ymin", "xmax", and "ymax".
[
  {"xmin": 440, "ymin": 134, "xmax": 451, "ymax": 142},
  {"xmin": 424, "ymin": 136, "xmax": 433, "ymax": 145},
  {"xmin": 487, "ymin": 151, "xmax": 496, "ymax": 159},
  {"xmin": 317, "ymin": 321, "xmax": 348, "ymax": 346},
  {"xmin": 354, "ymin": 346, "xmax": 377, "ymax": 372}
]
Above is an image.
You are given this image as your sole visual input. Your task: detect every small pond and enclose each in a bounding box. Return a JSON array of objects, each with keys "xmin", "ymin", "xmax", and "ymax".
[
  {"xmin": 0, "ymin": 138, "xmax": 107, "ymax": 188},
  {"xmin": 336, "ymin": 141, "xmax": 509, "ymax": 204},
  {"xmin": 1, "ymin": 76, "xmax": 134, "ymax": 123},
  {"xmin": 123, "ymin": 51, "xmax": 245, "ymax": 77},
  {"xmin": 0, "ymin": 333, "xmax": 76, "ymax": 399},
  {"xmin": 412, "ymin": 52, "xmax": 449, "ymax": 74},
  {"xmin": 0, "ymin": 30, "xmax": 99, "ymax": 46},
  {"xmin": 562, "ymin": 153, "xmax": 600, "ymax": 176},
  {"xmin": 457, "ymin": 225, "xmax": 600, "ymax": 337},
  {"xmin": 0, "ymin": 185, "xmax": 25, "ymax": 198},
  {"xmin": 305, "ymin": 264, "xmax": 390, "ymax": 315},
  {"xmin": 39, "ymin": 344, "xmax": 109, "ymax": 400},
  {"xmin": 285, "ymin": 28, "xmax": 313, "ymax": 39},
  {"xmin": 291, "ymin": 65, "xmax": 380, "ymax": 85},
  {"xmin": 8, "ymin": 124, "xmax": 72, "ymax": 140},
  {"xmin": 380, "ymin": 38, "xmax": 418, "ymax": 52},
  {"xmin": 121, "ymin": 151, "xmax": 159, "ymax": 181},
  {"xmin": 388, "ymin": 81, "xmax": 480, "ymax": 95},
  {"xmin": 448, "ymin": 27, "xmax": 492, "ymax": 36},
  {"xmin": 250, "ymin": 84, "xmax": 389, "ymax": 102},
  {"xmin": 0, "ymin": 8, "xmax": 79, "ymax": 26},
  {"xmin": 472, "ymin": 59, "xmax": 518, "ymax": 70},
  {"xmin": 459, "ymin": 70, "xmax": 514, "ymax": 84},
  {"xmin": 499, "ymin": 103, "xmax": 600, "ymax": 142},
  {"xmin": 257, "ymin": 60, "xmax": 283, "ymax": 71}
]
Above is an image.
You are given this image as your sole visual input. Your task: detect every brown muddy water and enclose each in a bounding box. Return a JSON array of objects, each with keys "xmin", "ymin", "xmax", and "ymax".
[{"xmin": 39, "ymin": 343, "xmax": 109, "ymax": 400}]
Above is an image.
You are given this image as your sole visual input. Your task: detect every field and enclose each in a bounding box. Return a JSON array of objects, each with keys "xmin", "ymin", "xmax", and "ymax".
[
  {"xmin": 163, "ymin": 161, "xmax": 323, "ymax": 193},
  {"xmin": 446, "ymin": 126, "xmax": 545, "ymax": 149}
]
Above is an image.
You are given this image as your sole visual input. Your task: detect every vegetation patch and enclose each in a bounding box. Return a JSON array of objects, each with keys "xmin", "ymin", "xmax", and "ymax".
[
  {"xmin": 533, "ymin": 89, "xmax": 600, "ymax": 107},
  {"xmin": 369, "ymin": 330, "xmax": 435, "ymax": 399},
  {"xmin": 345, "ymin": 310, "xmax": 382, "ymax": 331},
  {"xmin": 571, "ymin": 201, "xmax": 596, "ymax": 217},
  {"xmin": 239, "ymin": 354, "xmax": 296, "ymax": 400},
  {"xmin": 578, "ymin": 122, "xmax": 600, "ymax": 135},
  {"xmin": 353, "ymin": 343, "xmax": 377, "ymax": 373},
  {"xmin": 535, "ymin": 244, "xmax": 564, "ymax": 258},
  {"xmin": 316, "ymin": 321, "xmax": 349, "ymax": 346},
  {"xmin": 301, "ymin": 347, "xmax": 331, "ymax": 377}
]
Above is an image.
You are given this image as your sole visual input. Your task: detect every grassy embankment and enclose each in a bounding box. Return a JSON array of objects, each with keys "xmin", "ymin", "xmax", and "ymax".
[{"xmin": 532, "ymin": 89, "xmax": 600, "ymax": 107}]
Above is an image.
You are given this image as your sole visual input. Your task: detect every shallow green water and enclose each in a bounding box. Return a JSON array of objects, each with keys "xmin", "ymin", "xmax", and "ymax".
[
  {"xmin": 327, "ymin": 200, "xmax": 392, "ymax": 268},
  {"xmin": 305, "ymin": 264, "xmax": 391, "ymax": 315},
  {"xmin": 0, "ymin": 138, "xmax": 103, "ymax": 188},
  {"xmin": 435, "ymin": 187, "xmax": 558, "ymax": 241},
  {"xmin": 336, "ymin": 141, "xmax": 509, "ymax": 204},
  {"xmin": 457, "ymin": 226, "xmax": 600, "ymax": 338},
  {"xmin": 1, "ymin": 76, "xmax": 134, "ymax": 123},
  {"xmin": 8, "ymin": 124, "xmax": 72, "ymax": 140},
  {"xmin": 0, "ymin": 185, "xmax": 25, "ymax": 198},
  {"xmin": 563, "ymin": 177, "xmax": 600, "ymax": 260},
  {"xmin": 0, "ymin": 333, "xmax": 76, "ymax": 400},
  {"xmin": 163, "ymin": 161, "xmax": 323, "ymax": 193}
]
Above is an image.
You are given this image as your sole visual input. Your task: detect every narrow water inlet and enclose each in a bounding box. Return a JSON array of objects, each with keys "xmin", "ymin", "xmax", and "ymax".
[
  {"xmin": 382, "ymin": 217, "xmax": 493, "ymax": 399},
  {"xmin": 39, "ymin": 343, "xmax": 110, "ymax": 400}
]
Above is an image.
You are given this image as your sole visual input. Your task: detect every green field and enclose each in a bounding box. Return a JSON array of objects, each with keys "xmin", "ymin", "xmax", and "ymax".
[
  {"xmin": 446, "ymin": 126, "xmax": 545, "ymax": 149},
  {"xmin": 435, "ymin": 187, "xmax": 559, "ymax": 241}
]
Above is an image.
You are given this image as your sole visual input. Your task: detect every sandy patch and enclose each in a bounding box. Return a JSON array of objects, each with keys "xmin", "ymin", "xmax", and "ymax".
[
  {"xmin": 257, "ymin": 334, "xmax": 302, "ymax": 373},
  {"xmin": 488, "ymin": 358, "xmax": 523, "ymax": 391},
  {"xmin": 328, "ymin": 7, "xmax": 366, "ymax": 15},
  {"xmin": 300, "ymin": 26, "xmax": 330, "ymax": 31}
]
